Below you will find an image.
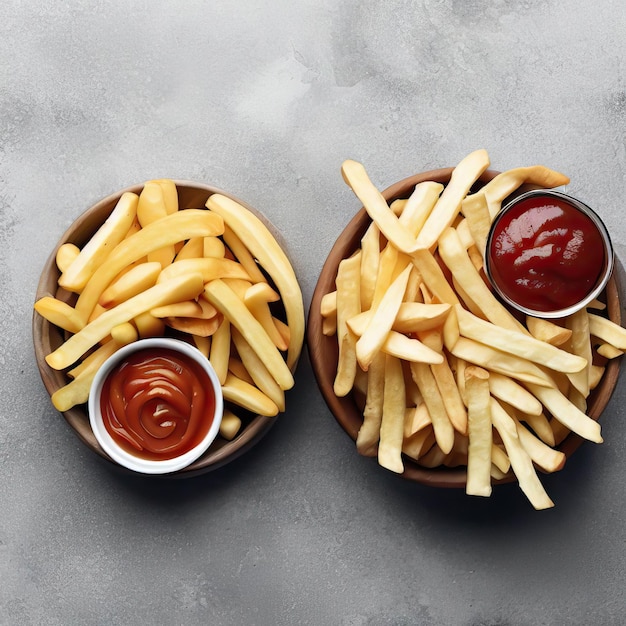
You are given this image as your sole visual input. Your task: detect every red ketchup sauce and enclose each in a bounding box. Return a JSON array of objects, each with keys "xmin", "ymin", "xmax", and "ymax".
[
  {"xmin": 487, "ymin": 195, "xmax": 606, "ymax": 313},
  {"xmin": 100, "ymin": 347, "xmax": 216, "ymax": 461}
]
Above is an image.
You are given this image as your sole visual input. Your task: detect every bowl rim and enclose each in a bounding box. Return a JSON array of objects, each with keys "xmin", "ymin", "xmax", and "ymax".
[
  {"xmin": 32, "ymin": 180, "xmax": 298, "ymax": 477},
  {"xmin": 307, "ymin": 167, "xmax": 622, "ymax": 488},
  {"xmin": 88, "ymin": 337, "xmax": 224, "ymax": 475},
  {"xmin": 484, "ymin": 188, "xmax": 615, "ymax": 319}
]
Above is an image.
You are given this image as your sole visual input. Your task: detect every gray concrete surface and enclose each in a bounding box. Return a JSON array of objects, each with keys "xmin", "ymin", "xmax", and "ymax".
[{"xmin": 2, "ymin": 1, "xmax": 626, "ymax": 624}]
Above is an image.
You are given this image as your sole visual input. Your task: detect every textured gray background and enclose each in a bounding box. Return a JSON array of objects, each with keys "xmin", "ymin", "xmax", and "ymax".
[{"xmin": 2, "ymin": 1, "xmax": 626, "ymax": 624}]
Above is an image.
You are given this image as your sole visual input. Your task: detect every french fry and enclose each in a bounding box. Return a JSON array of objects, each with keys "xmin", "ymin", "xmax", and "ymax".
[
  {"xmin": 73, "ymin": 209, "xmax": 224, "ymax": 324},
  {"xmin": 244, "ymin": 282, "xmax": 288, "ymax": 352},
  {"xmin": 99, "ymin": 261, "xmax": 162, "ymax": 308},
  {"xmin": 491, "ymin": 398, "xmax": 554, "ymax": 510},
  {"xmin": 460, "ymin": 192, "xmax": 491, "ymax": 256},
  {"xmin": 137, "ymin": 182, "xmax": 176, "ymax": 268},
  {"xmin": 46, "ymin": 272, "xmax": 205, "ymax": 370},
  {"xmin": 157, "ymin": 257, "xmax": 251, "ymax": 285},
  {"xmin": 209, "ymin": 318, "xmax": 231, "ymax": 385},
  {"xmin": 220, "ymin": 408, "xmax": 242, "ymax": 440},
  {"xmin": 204, "ymin": 279, "xmax": 294, "ymax": 390},
  {"xmin": 414, "ymin": 149, "xmax": 490, "ymax": 250},
  {"xmin": 465, "ymin": 366, "xmax": 492, "ymax": 497},
  {"xmin": 526, "ymin": 316, "xmax": 572, "ymax": 346},
  {"xmin": 359, "ymin": 222, "xmax": 380, "ymax": 311},
  {"xmin": 377, "ymin": 354, "xmax": 406, "ymax": 473},
  {"xmin": 55, "ymin": 243, "xmax": 80, "ymax": 273},
  {"xmin": 356, "ymin": 351, "xmax": 385, "ymax": 456},
  {"xmin": 222, "ymin": 373, "xmax": 279, "ymax": 417},
  {"xmin": 356, "ymin": 264, "xmax": 412, "ymax": 370},
  {"xmin": 58, "ymin": 192, "xmax": 139, "ymax": 293},
  {"xmin": 588, "ymin": 312, "xmax": 626, "ymax": 350},
  {"xmin": 206, "ymin": 194, "xmax": 305, "ymax": 369},
  {"xmin": 334, "ymin": 253, "xmax": 361, "ymax": 396}
]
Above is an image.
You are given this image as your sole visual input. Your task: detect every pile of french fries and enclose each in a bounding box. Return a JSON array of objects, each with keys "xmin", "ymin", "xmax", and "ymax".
[
  {"xmin": 321, "ymin": 149, "xmax": 626, "ymax": 509},
  {"xmin": 35, "ymin": 179, "xmax": 305, "ymax": 445}
]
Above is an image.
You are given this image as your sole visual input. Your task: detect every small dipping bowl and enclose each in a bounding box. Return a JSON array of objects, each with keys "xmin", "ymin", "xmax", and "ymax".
[
  {"xmin": 485, "ymin": 189, "xmax": 614, "ymax": 318},
  {"xmin": 88, "ymin": 337, "xmax": 223, "ymax": 475}
]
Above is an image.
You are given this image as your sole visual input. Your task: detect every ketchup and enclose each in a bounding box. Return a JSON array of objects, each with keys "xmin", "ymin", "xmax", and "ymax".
[
  {"xmin": 487, "ymin": 194, "xmax": 606, "ymax": 313},
  {"xmin": 100, "ymin": 347, "xmax": 216, "ymax": 461}
]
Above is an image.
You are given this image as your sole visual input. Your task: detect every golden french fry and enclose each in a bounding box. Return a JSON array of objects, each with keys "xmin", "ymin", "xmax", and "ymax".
[
  {"xmin": 588, "ymin": 312, "xmax": 626, "ymax": 350},
  {"xmin": 220, "ymin": 408, "xmax": 242, "ymax": 440},
  {"xmin": 34, "ymin": 297, "xmax": 84, "ymax": 334},
  {"xmin": 334, "ymin": 253, "xmax": 361, "ymax": 396},
  {"xmin": 133, "ymin": 311, "xmax": 165, "ymax": 338},
  {"xmin": 206, "ymin": 194, "xmax": 305, "ymax": 369},
  {"xmin": 565, "ymin": 309, "xmax": 593, "ymax": 397},
  {"xmin": 409, "ymin": 362, "xmax": 455, "ymax": 454},
  {"xmin": 110, "ymin": 322, "xmax": 138, "ymax": 345},
  {"xmin": 465, "ymin": 365, "xmax": 492, "ymax": 497},
  {"xmin": 175, "ymin": 237, "xmax": 205, "ymax": 261},
  {"xmin": 490, "ymin": 398, "xmax": 554, "ymax": 510},
  {"xmin": 449, "ymin": 337, "xmax": 555, "ymax": 388},
  {"xmin": 341, "ymin": 159, "xmax": 419, "ymax": 253},
  {"xmin": 438, "ymin": 227, "xmax": 527, "ymax": 333},
  {"xmin": 151, "ymin": 300, "xmax": 203, "ymax": 319},
  {"xmin": 55, "ymin": 243, "xmax": 80, "ymax": 273},
  {"xmin": 487, "ymin": 372, "xmax": 543, "ymax": 416},
  {"xmin": 432, "ymin": 354, "xmax": 467, "ymax": 434},
  {"xmin": 58, "ymin": 192, "xmax": 139, "ymax": 293},
  {"xmin": 356, "ymin": 351, "xmax": 385, "ymax": 456},
  {"xmin": 597, "ymin": 343, "xmax": 623, "ymax": 359},
  {"xmin": 192, "ymin": 334, "xmax": 211, "ymax": 358},
  {"xmin": 222, "ymin": 372, "xmax": 279, "ymax": 417},
  {"xmin": 220, "ymin": 224, "xmax": 268, "ymax": 284},
  {"xmin": 166, "ymin": 314, "xmax": 221, "ymax": 338},
  {"xmin": 157, "ymin": 257, "xmax": 251, "ymax": 285},
  {"xmin": 231, "ymin": 327, "xmax": 285, "ymax": 412},
  {"xmin": 471, "ymin": 165, "xmax": 570, "ymax": 218},
  {"xmin": 356, "ymin": 264, "xmax": 412, "ymax": 370},
  {"xmin": 514, "ymin": 418, "xmax": 566, "ymax": 473},
  {"xmin": 74, "ymin": 209, "xmax": 224, "ymax": 324},
  {"xmin": 391, "ymin": 302, "xmax": 451, "ymax": 334},
  {"xmin": 46, "ymin": 272, "xmax": 205, "ymax": 370},
  {"xmin": 209, "ymin": 318, "xmax": 231, "ymax": 385},
  {"xmin": 525, "ymin": 382, "xmax": 603, "ymax": 443},
  {"xmin": 98, "ymin": 261, "xmax": 162, "ymax": 308},
  {"xmin": 398, "ymin": 181, "xmax": 443, "ymax": 236},
  {"xmin": 359, "ymin": 222, "xmax": 380, "ymax": 311},
  {"xmin": 455, "ymin": 305, "xmax": 587, "ymax": 374},
  {"xmin": 526, "ymin": 316, "xmax": 572, "ymax": 346},
  {"xmin": 377, "ymin": 355, "xmax": 406, "ymax": 473},
  {"xmin": 204, "ymin": 279, "xmax": 293, "ymax": 390},
  {"xmin": 460, "ymin": 192, "xmax": 491, "ymax": 256},
  {"xmin": 204, "ymin": 236, "xmax": 226, "ymax": 259},
  {"xmin": 244, "ymin": 282, "xmax": 288, "ymax": 352},
  {"xmin": 137, "ymin": 182, "xmax": 177, "ymax": 268},
  {"xmin": 380, "ymin": 331, "xmax": 444, "ymax": 364},
  {"xmin": 410, "ymin": 248, "xmax": 460, "ymax": 305},
  {"xmin": 414, "ymin": 149, "xmax": 490, "ymax": 250},
  {"xmin": 402, "ymin": 426, "xmax": 436, "ymax": 462}
]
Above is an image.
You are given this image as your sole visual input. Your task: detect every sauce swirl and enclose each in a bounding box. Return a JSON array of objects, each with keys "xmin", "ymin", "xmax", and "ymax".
[
  {"xmin": 487, "ymin": 194, "xmax": 607, "ymax": 313},
  {"xmin": 100, "ymin": 347, "xmax": 216, "ymax": 461}
]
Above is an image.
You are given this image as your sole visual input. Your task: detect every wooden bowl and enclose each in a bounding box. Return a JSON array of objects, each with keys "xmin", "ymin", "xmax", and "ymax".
[
  {"xmin": 307, "ymin": 168, "xmax": 622, "ymax": 488},
  {"xmin": 33, "ymin": 181, "xmax": 298, "ymax": 477}
]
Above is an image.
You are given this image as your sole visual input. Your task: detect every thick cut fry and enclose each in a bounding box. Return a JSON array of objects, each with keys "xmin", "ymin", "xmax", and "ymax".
[
  {"xmin": 56, "ymin": 243, "xmax": 80, "ymax": 273},
  {"xmin": 231, "ymin": 327, "xmax": 285, "ymax": 412},
  {"xmin": 74, "ymin": 209, "xmax": 224, "ymax": 324},
  {"xmin": 99, "ymin": 261, "xmax": 162, "ymax": 308},
  {"xmin": 514, "ymin": 418, "xmax": 565, "ymax": 473},
  {"xmin": 222, "ymin": 373, "xmax": 279, "ymax": 417},
  {"xmin": 359, "ymin": 222, "xmax": 380, "ymax": 311},
  {"xmin": 465, "ymin": 366, "xmax": 492, "ymax": 497},
  {"xmin": 151, "ymin": 300, "xmax": 203, "ymax": 319},
  {"xmin": 34, "ymin": 297, "xmax": 84, "ymax": 334},
  {"xmin": 432, "ymin": 354, "xmax": 467, "ymax": 434},
  {"xmin": 204, "ymin": 236, "xmax": 226, "ymax": 259},
  {"xmin": 341, "ymin": 159, "xmax": 419, "ymax": 253},
  {"xmin": 334, "ymin": 253, "xmax": 362, "ymax": 396},
  {"xmin": 204, "ymin": 279, "xmax": 293, "ymax": 390},
  {"xmin": 526, "ymin": 316, "xmax": 572, "ymax": 346},
  {"xmin": 220, "ymin": 408, "xmax": 242, "ymax": 440},
  {"xmin": 525, "ymin": 382, "xmax": 603, "ymax": 443},
  {"xmin": 391, "ymin": 302, "xmax": 451, "ymax": 334},
  {"xmin": 487, "ymin": 372, "xmax": 543, "ymax": 416},
  {"xmin": 471, "ymin": 165, "xmax": 570, "ymax": 218},
  {"xmin": 166, "ymin": 315, "xmax": 221, "ymax": 338},
  {"xmin": 157, "ymin": 257, "xmax": 251, "ymax": 285},
  {"xmin": 51, "ymin": 340, "xmax": 123, "ymax": 411},
  {"xmin": 588, "ymin": 312, "xmax": 626, "ymax": 350},
  {"xmin": 491, "ymin": 398, "xmax": 554, "ymax": 510},
  {"xmin": 410, "ymin": 248, "xmax": 460, "ymax": 305},
  {"xmin": 414, "ymin": 149, "xmax": 490, "ymax": 250},
  {"xmin": 438, "ymin": 227, "xmax": 527, "ymax": 333},
  {"xmin": 410, "ymin": 362, "xmax": 455, "ymax": 454},
  {"xmin": 220, "ymin": 224, "xmax": 268, "ymax": 284},
  {"xmin": 149, "ymin": 178, "xmax": 179, "ymax": 214},
  {"xmin": 566, "ymin": 309, "xmax": 593, "ymax": 397},
  {"xmin": 46, "ymin": 273, "xmax": 205, "ymax": 370},
  {"xmin": 137, "ymin": 182, "xmax": 176, "ymax": 267},
  {"xmin": 175, "ymin": 237, "xmax": 205, "ymax": 261},
  {"xmin": 209, "ymin": 318, "xmax": 231, "ymax": 385},
  {"xmin": 244, "ymin": 282, "xmax": 288, "ymax": 352},
  {"xmin": 356, "ymin": 351, "xmax": 385, "ymax": 456},
  {"xmin": 403, "ymin": 426, "xmax": 436, "ymax": 462},
  {"xmin": 206, "ymin": 194, "xmax": 305, "ymax": 369},
  {"xmin": 58, "ymin": 192, "xmax": 139, "ymax": 293},
  {"xmin": 450, "ymin": 337, "xmax": 555, "ymax": 388},
  {"xmin": 133, "ymin": 311, "xmax": 165, "ymax": 338},
  {"xmin": 378, "ymin": 355, "xmax": 406, "ymax": 474},
  {"xmin": 398, "ymin": 181, "xmax": 443, "ymax": 236},
  {"xmin": 380, "ymin": 331, "xmax": 444, "ymax": 364},
  {"xmin": 460, "ymin": 192, "xmax": 491, "ymax": 256},
  {"xmin": 110, "ymin": 322, "xmax": 138, "ymax": 345},
  {"xmin": 356, "ymin": 264, "xmax": 412, "ymax": 370},
  {"xmin": 455, "ymin": 305, "xmax": 587, "ymax": 374}
]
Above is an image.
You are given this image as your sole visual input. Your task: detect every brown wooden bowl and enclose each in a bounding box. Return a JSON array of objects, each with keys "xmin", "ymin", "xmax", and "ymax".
[
  {"xmin": 33, "ymin": 181, "xmax": 299, "ymax": 477},
  {"xmin": 307, "ymin": 168, "xmax": 622, "ymax": 488}
]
